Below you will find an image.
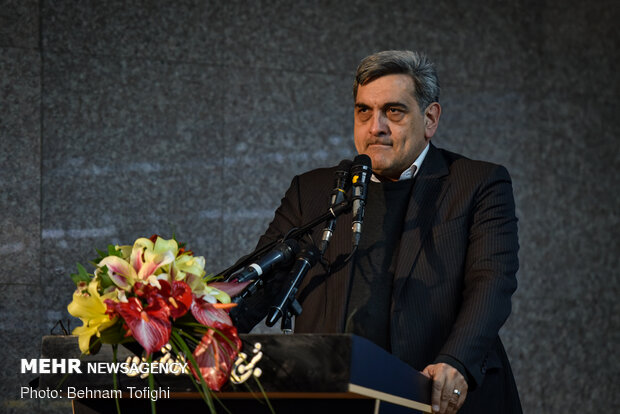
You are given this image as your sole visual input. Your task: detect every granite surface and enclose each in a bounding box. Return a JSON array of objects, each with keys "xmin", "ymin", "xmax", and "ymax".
[
  {"xmin": 1, "ymin": 0, "xmax": 618, "ymax": 412},
  {"xmin": 0, "ymin": 41, "xmax": 43, "ymax": 413},
  {"xmin": 0, "ymin": 0, "xmax": 39, "ymax": 49},
  {"xmin": 0, "ymin": 284, "xmax": 43, "ymax": 413},
  {"xmin": 0, "ymin": 47, "xmax": 41, "ymax": 285},
  {"xmin": 220, "ymin": 67, "xmax": 356, "ymax": 266}
]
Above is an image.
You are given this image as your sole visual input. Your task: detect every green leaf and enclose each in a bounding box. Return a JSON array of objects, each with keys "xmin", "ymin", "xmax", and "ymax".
[
  {"xmin": 97, "ymin": 265, "xmax": 115, "ymax": 289},
  {"xmin": 107, "ymin": 244, "xmax": 122, "ymax": 257},
  {"xmin": 77, "ymin": 263, "xmax": 90, "ymax": 278},
  {"xmin": 170, "ymin": 330, "xmax": 216, "ymax": 413},
  {"xmin": 70, "ymin": 263, "xmax": 92, "ymax": 285},
  {"xmin": 100, "ymin": 321, "xmax": 130, "ymax": 345}
]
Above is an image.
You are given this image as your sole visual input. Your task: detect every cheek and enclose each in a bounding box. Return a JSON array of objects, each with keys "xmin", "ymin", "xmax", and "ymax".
[
  {"xmin": 353, "ymin": 130, "xmax": 365, "ymax": 152},
  {"xmin": 396, "ymin": 126, "xmax": 421, "ymax": 152}
]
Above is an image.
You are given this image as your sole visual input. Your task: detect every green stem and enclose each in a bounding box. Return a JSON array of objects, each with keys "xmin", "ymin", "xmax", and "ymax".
[
  {"xmin": 55, "ymin": 337, "xmax": 103, "ymax": 390},
  {"xmin": 112, "ymin": 344, "xmax": 122, "ymax": 414},
  {"xmin": 254, "ymin": 376, "xmax": 275, "ymax": 414},
  {"xmin": 147, "ymin": 354, "xmax": 156, "ymax": 414},
  {"xmin": 169, "ymin": 331, "xmax": 216, "ymax": 413}
]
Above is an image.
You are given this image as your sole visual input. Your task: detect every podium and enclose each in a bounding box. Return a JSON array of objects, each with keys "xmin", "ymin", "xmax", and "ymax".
[{"xmin": 38, "ymin": 334, "xmax": 432, "ymax": 413}]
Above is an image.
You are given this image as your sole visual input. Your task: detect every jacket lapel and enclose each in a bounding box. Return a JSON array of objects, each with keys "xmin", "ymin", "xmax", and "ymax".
[
  {"xmin": 392, "ymin": 144, "xmax": 450, "ymax": 300},
  {"xmin": 298, "ymin": 190, "xmax": 354, "ymax": 332}
]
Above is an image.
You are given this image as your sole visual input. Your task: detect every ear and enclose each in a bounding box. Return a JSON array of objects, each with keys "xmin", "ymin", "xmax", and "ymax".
[{"xmin": 423, "ymin": 102, "xmax": 442, "ymax": 139}]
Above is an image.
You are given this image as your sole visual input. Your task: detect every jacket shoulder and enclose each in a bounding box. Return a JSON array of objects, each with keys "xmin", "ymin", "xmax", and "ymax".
[
  {"xmin": 435, "ymin": 147, "xmax": 512, "ymax": 183},
  {"xmin": 297, "ymin": 164, "xmax": 342, "ymax": 182},
  {"xmin": 294, "ymin": 164, "xmax": 345, "ymax": 195}
]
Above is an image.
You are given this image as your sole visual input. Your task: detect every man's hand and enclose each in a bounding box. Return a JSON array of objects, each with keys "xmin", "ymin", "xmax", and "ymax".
[{"xmin": 422, "ymin": 363, "xmax": 468, "ymax": 414}]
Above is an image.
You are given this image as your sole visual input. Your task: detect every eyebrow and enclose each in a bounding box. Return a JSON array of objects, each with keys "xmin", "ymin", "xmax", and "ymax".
[
  {"xmin": 354, "ymin": 102, "xmax": 409, "ymax": 111},
  {"xmin": 382, "ymin": 102, "xmax": 409, "ymax": 111}
]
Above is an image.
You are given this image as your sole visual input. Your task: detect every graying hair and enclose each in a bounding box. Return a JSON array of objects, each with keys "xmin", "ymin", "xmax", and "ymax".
[{"xmin": 353, "ymin": 50, "xmax": 440, "ymax": 112}]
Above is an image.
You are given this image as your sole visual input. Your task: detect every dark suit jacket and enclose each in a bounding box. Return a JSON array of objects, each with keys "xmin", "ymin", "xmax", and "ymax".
[{"xmin": 232, "ymin": 144, "xmax": 522, "ymax": 413}]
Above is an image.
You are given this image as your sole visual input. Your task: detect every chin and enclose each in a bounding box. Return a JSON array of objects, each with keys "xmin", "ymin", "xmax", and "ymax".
[{"xmin": 365, "ymin": 155, "xmax": 390, "ymax": 172}]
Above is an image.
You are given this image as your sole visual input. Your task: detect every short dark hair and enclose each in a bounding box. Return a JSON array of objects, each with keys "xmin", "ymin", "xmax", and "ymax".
[{"xmin": 353, "ymin": 50, "xmax": 440, "ymax": 112}]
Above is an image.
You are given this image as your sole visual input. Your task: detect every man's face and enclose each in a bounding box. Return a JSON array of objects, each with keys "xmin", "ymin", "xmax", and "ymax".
[{"xmin": 354, "ymin": 74, "xmax": 439, "ymax": 180}]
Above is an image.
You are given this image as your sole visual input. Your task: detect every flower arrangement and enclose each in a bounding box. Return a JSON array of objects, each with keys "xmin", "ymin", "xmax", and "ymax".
[{"xmin": 67, "ymin": 235, "xmax": 248, "ymax": 411}]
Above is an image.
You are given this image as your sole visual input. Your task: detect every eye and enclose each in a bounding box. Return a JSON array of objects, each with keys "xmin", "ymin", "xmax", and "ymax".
[
  {"xmin": 386, "ymin": 107, "xmax": 405, "ymax": 121},
  {"xmin": 356, "ymin": 107, "xmax": 372, "ymax": 121}
]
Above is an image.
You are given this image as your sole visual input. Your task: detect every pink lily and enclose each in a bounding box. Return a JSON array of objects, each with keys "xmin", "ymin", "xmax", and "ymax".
[{"xmin": 99, "ymin": 238, "xmax": 175, "ymax": 290}]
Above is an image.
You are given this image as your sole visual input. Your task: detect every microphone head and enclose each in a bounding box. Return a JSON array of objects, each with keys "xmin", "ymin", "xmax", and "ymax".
[
  {"xmin": 351, "ymin": 154, "xmax": 372, "ymax": 185},
  {"xmin": 352, "ymin": 154, "xmax": 372, "ymax": 169},
  {"xmin": 336, "ymin": 158, "xmax": 353, "ymax": 172}
]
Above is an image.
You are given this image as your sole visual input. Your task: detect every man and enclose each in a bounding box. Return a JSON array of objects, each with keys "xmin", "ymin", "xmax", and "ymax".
[{"xmin": 231, "ymin": 50, "xmax": 521, "ymax": 414}]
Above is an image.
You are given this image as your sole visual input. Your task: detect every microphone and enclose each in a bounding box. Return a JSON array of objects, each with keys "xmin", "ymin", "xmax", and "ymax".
[
  {"xmin": 230, "ymin": 239, "xmax": 300, "ymax": 283},
  {"xmin": 265, "ymin": 246, "xmax": 319, "ymax": 327},
  {"xmin": 319, "ymin": 159, "xmax": 353, "ymax": 254},
  {"xmin": 350, "ymin": 154, "xmax": 372, "ymax": 248}
]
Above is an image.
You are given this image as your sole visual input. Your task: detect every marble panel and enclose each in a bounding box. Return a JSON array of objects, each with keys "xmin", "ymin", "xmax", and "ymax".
[
  {"xmin": 216, "ymin": 0, "xmax": 377, "ymax": 74},
  {"xmin": 0, "ymin": 0, "xmax": 39, "ymax": 49},
  {"xmin": 508, "ymin": 96, "xmax": 618, "ymax": 414},
  {"xmin": 41, "ymin": 0, "xmax": 229, "ymax": 63},
  {"xmin": 0, "ymin": 284, "xmax": 43, "ymax": 413},
  {"xmin": 219, "ymin": 68, "xmax": 356, "ymax": 266},
  {"xmin": 423, "ymin": 1, "xmax": 536, "ymax": 90},
  {"xmin": 219, "ymin": 0, "xmax": 535, "ymax": 82},
  {"xmin": 511, "ymin": 92, "xmax": 619, "ymax": 411},
  {"xmin": 536, "ymin": 1, "xmax": 618, "ymax": 99},
  {"xmin": 505, "ymin": 293, "xmax": 619, "ymax": 413},
  {"xmin": 4, "ymin": 1, "xmax": 616, "ymax": 413},
  {"xmin": 436, "ymin": 85, "xmax": 534, "ymax": 173},
  {"xmin": 519, "ymin": 87, "xmax": 618, "ymax": 280},
  {"xmin": 0, "ymin": 399, "xmax": 41, "ymax": 414},
  {"xmin": 429, "ymin": 6, "xmax": 619, "ymax": 412},
  {"xmin": 40, "ymin": 52, "xmax": 228, "ymax": 326},
  {"xmin": 41, "ymin": 52, "xmax": 225, "ymax": 171},
  {"xmin": 0, "ymin": 47, "xmax": 41, "ymax": 284}
]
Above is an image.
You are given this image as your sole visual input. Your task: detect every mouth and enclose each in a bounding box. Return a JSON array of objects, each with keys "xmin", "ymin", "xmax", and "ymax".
[{"xmin": 368, "ymin": 141, "xmax": 393, "ymax": 148}]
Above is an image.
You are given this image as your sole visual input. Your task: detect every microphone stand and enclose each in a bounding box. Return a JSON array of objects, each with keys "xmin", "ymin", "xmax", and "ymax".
[
  {"xmin": 225, "ymin": 200, "xmax": 351, "ymax": 323},
  {"xmin": 216, "ymin": 200, "xmax": 351, "ymax": 280}
]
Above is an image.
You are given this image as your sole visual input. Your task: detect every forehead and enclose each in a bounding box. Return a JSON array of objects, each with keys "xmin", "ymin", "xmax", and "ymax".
[{"xmin": 355, "ymin": 74, "xmax": 416, "ymax": 105}]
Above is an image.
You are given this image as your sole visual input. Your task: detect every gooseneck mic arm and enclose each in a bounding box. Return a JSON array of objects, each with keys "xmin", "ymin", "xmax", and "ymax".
[
  {"xmin": 217, "ymin": 200, "xmax": 351, "ymax": 281},
  {"xmin": 319, "ymin": 159, "xmax": 353, "ymax": 255},
  {"xmin": 227, "ymin": 200, "xmax": 351, "ymax": 308}
]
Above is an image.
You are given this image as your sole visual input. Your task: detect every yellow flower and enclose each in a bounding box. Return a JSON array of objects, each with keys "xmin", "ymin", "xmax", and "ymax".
[
  {"xmin": 172, "ymin": 254, "xmax": 206, "ymax": 281},
  {"xmin": 115, "ymin": 244, "xmax": 132, "ymax": 260},
  {"xmin": 68, "ymin": 280, "xmax": 117, "ymax": 354}
]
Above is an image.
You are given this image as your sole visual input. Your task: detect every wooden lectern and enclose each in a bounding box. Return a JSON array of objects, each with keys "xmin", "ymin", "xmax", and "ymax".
[{"xmin": 38, "ymin": 334, "xmax": 432, "ymax": 413}]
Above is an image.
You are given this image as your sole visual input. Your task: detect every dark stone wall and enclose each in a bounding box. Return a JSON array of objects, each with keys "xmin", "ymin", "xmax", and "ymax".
[{"xmin": 1, "ymin": 1, "xmax": 618, "ymax": 412}]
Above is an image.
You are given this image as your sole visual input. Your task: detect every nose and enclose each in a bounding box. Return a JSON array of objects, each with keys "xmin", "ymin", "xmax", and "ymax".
[{"xmin": 369, "ymin": 112, "xmax": 389, "ymax": 136}]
